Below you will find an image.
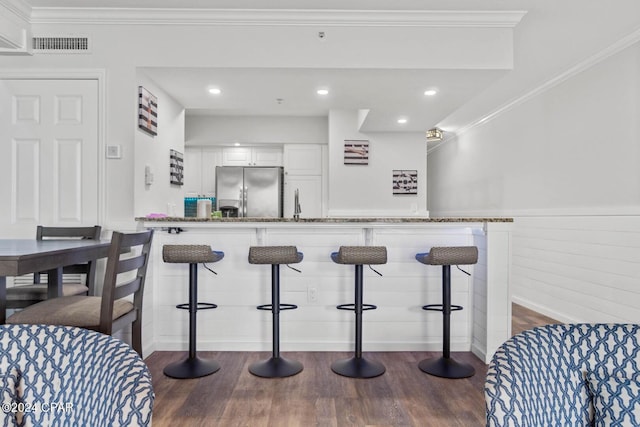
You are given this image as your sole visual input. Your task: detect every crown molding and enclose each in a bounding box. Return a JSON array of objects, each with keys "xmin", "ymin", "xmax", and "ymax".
[
  {"xmin": 447, "ymin": 26, "xmax": 640, "ymax": 143},
  {"xmin": 0, "ymin": 0, "xmax": 31, "ymax": 21},
  {"xmin": 29, "ymin": 8, "xmax": 526, "ymax": 27}
]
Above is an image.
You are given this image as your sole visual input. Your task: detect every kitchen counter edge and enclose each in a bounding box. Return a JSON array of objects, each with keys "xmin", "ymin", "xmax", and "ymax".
[{"xmin": 136, "ymin": 217, "xmax": 513, "ymax": 223}]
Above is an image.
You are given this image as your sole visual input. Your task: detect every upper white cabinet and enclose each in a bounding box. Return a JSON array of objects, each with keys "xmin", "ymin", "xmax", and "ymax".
[
  {"xmin": 283, "ymin": 144, "xmax": 322, "ymax": 175},
  {"xmin": 184, "ymin": 147, "xmax": 221, "ymax": 197},
  {"xmin": 222, "ymin": 146, "xmax": 283, "ymax": 166}
]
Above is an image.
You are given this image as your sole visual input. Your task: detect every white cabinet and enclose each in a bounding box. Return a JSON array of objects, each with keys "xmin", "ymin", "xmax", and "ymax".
[
  {"xmin": 253, "ymin": 147, "xmax": 283, "ymax": 166},
  {"xmin": 222, "ymin": 146, "xmax": 282, "ymax": 166},
  {"xmin": 283, "ymin": 144, "xmax": 322, "ymax": 175},
  {"xmin": 184, "ymin": 147, "xmax": 221, "ymax": 197},
  {"xmin": 284, "ymin": 175, "xmax": 322, "ymax": 219},
  {"xmin": 283, "ymin": 144, "xmax": 324, "ymax": 218}
]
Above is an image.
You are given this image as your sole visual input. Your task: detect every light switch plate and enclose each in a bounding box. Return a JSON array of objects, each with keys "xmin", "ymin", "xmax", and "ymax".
[{"xmin": 106, "ymin": 145, "xmax": 121, "ymax": 158}]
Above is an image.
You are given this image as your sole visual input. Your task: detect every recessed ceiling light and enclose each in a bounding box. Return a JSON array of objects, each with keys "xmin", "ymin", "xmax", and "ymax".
[
  {"xmin": 317, "ymin": 89, "xmax": 329, "ymax": 96},
  {"xmin": 424, "ymin": 89, "xmax": 437, "ymax": 96},
  {"xmin": 234, "ymin": 142, "xmax": 240, "ymax": 146},
  {"xmin": 208, "ymin": 88, "xmax": 221, "ymax": 95},
  {"xmin": 397, "ymin": 118, "xmax": 408, "ymax": 124}
]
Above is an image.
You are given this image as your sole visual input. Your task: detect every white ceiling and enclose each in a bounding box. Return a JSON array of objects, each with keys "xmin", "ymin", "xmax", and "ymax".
[
  {"xmin": 143, "ymin": 67, "xmax": 505, "ymax": 133},
  {"xmin": 21, "ymin": 0, "xmax": 640, "ymax": 135}
]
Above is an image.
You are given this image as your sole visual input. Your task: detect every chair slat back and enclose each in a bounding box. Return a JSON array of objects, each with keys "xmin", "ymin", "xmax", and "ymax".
[
  {"xmin": 99, "ymin": 230, "xmax": 154, "ymax": 335},
  {"xmin": 113, "ymin": 278, "xmax": 142, "ymax": 301},
  {"xmin": 34, "ymin": 225, "xmax": 102, "ymax": 293}
]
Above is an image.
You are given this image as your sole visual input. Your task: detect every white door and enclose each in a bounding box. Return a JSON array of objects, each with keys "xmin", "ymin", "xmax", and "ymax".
[{"xmin": 0, "ymin": 79, "xmax": 99, "ymax": 237}]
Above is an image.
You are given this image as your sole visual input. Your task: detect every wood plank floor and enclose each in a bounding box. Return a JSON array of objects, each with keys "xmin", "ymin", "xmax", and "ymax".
[{"xmin": 144, "ymin": 303, "xmax": 558, "ymax": 427}]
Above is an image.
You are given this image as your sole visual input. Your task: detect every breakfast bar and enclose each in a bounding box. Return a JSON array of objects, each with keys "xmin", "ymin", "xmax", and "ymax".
[{"xmin": 137, "ymin": 217, "xmax": 513, "ymax": 363}]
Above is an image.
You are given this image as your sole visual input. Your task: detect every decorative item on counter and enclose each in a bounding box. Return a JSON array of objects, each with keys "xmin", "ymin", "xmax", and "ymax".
[
  {"xmin": 344, "ymin": 140, "xmax": 369, "ymax": 165},
  {"xmin": 393, "ymin": 170, "xmax": 418, "ymax": 195},
  {"xmin": 138, "ymin": 86, "xmax": 158, "ymax": 136},
  {"xmin": 212, "ymin": 210, "xmax": 222, "ymax": 219},
  {"xmin": 184, "ymin": 197, "xmax": 215, "ymax": 217},
  {"xmin": 197, "ymin": 199, "xmax": 212, "ymax": 218}
]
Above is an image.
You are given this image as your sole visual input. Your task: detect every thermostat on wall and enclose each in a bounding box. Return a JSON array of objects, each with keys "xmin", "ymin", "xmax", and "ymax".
[{"xmin": 106, "ymin": 145, "xmax": 121, "ymax": 159}]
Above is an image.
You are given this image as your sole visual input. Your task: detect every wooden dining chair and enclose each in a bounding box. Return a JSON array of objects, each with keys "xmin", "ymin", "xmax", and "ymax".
[
  {"xmin": 6, "ymin": 225, "xmax": 102, "ymax": 309},
  {"xmin": 7, "ymin": 229, "xmax": 154, "ymax": 356}
]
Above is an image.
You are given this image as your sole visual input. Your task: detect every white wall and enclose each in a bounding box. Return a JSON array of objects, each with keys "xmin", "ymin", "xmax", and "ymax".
[
  {"xmin": 186, "ymin": 115, "xmax": 328, "ymax": 146},
  {"xmin": 134, "ymin": 72, "xmax": 186, "ymax": 218},
  {"xmin": 428, "ymin": 41, "xmax": 640, "ymax": 324},
  {"xmin": 328, "ymin": 110, "xmax": 428, "ymax": 216},
  {"xmin": 0, "ymin": 16, "xmax": 512, "ymax": 229}
]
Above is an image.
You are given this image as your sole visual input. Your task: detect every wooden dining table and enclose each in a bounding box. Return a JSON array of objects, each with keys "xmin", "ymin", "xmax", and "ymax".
[{"xmin": 0, "ymin": 239, "xmax": 112, "ymax": 323}]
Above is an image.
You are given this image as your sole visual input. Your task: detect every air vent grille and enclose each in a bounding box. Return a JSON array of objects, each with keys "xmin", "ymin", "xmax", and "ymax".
[{"xmin": 32, "ymin": 36, "xmax": 90, "ymax": 53}]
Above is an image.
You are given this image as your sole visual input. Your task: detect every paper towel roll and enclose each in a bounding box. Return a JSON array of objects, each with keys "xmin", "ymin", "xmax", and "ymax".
[{"xmin": 197, "ymin": 199, "xmax": 212, "ymax": 218}]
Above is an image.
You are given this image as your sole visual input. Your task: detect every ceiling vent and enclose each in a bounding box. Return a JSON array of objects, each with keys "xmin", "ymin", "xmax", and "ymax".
[{"xmin": 32, "ymin": 36, "xmax": 91, "ymax": 54}]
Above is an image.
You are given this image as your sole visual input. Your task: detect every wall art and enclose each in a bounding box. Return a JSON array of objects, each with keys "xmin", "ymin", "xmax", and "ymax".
[
  {"xmin": 392, "ymin": 170, "xmax": 418, "ymax": 195},
  {"xmin": 169, "ymin": 149, "xmax": 184, "ymax": 185},
  {"xmin": 138, "ymin": 86, "xmax": 158, "ymax": 136},
  {"xmin": 344, "ymin": 140, "xmax": 369, "ymax": 165}
]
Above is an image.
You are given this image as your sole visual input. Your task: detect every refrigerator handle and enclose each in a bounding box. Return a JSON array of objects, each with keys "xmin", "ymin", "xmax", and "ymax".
[{"xmin": 242, "ymin": 186, "xmax": 247, "ymax": 217}]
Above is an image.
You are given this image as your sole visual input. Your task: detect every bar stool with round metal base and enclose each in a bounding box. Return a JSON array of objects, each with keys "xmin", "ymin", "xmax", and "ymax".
[
  {"xmin": 162, "ymin": 245, "xmax": 224, "ymax": 379},
  {"xmin": 415, "ymin": 246, "xmax": 478, "ymax": 379},
  {"xmin": 331, "ymin": 246, "xmax": 387, "ymax": 379},
  {"xmin": 248, "ymin": 246, "xmax": 304, "ymax": 378}
]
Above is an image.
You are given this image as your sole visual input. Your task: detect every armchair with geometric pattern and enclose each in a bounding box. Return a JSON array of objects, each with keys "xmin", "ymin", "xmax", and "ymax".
[
  {"xmin": 485, "ymin": 323, "xmax": 640, "ymax": 427},
  {"xmin": 0, "ymin": 324, "xmax": 154, "ymax": 427}
]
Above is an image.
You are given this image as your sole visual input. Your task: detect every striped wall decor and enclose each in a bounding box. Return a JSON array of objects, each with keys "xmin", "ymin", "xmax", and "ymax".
[
  {"xmin": 138, "ymin": 86, "xmax": 158, "ymax": 136},
  {"xmin": 344, "ymin": 140, "xmax": 369, "ymax": 165},
  {"xmin": 392, "ymin": 170, "xmax": 418, "ymax": 194}
]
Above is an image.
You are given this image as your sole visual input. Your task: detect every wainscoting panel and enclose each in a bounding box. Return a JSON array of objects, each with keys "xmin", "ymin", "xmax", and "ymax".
[{"xmin": 511, "ymin": 215, "xmax": 640, "ymax": 323}]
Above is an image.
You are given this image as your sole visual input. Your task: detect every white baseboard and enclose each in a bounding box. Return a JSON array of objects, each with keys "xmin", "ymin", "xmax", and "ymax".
[{"xmin": 512, "ymin": 296, "xmax": 580, "ymax": 324}]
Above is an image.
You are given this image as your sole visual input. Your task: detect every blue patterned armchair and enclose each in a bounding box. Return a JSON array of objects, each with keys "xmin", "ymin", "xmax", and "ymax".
[
  {"xmin": 485, "ymin": 323, "xmax": 640, "ymax": 427},
  {"xmin": 0, "ymin": 324, "xmax": 154, "ymax": 427}
]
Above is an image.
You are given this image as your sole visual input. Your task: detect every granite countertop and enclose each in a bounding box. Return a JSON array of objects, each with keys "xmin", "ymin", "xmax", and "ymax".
[{"xmin": 136, "ymin": 216, "xmax": 513, "ymax": 223}]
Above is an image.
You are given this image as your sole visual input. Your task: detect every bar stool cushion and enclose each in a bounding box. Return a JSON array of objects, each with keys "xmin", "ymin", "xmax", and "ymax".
[
  {"xmin": 331, "ymin": 246, "xmax": 387, "ymax": 265},
  {"xmin": 248, "ymin": 246, "xmax": 303, "ymax": 265},
  {"xmin": 415, "ymin": 246, "xmax": 478, "ymax": 266},
  {"xmin": 163, "ymin": 245, "xmax": 224, "ymax": 264}
]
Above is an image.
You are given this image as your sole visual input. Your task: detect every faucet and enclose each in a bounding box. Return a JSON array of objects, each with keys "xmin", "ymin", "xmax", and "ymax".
[{"xmin": 293, "ymin": 188, "xmax": 301, "ymax": 221}]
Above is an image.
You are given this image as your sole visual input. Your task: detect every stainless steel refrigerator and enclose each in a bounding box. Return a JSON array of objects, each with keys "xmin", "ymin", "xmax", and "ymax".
[{"xmin": 215, "ymin": 166, "xmax": 284, "ymax": 217}]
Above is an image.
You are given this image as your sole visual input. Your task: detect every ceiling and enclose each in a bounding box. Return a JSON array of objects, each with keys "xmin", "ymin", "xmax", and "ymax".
[
  {"xmin": 142, "ymin": 67, "xmax": 505, "ymax": 133},
  {"xmin": 20, "ymin": 0, "xmax": 640, "ymax": 135}
]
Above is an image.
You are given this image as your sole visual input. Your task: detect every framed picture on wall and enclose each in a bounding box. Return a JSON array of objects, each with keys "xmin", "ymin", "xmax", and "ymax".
[
  {"xmin": 344, "ymin": 140, "xmax": 369, "ymax": 165},
  {"xmin": 392, "ymin": 170, "xmax": 418, "ymax": 195},
  {"xmin": 169, "ymin": 149, "xmax": 184, "ymax": 185},
  {"xmin": 138, "ymin": 86, "xmax": 158, "ymax": 136}
]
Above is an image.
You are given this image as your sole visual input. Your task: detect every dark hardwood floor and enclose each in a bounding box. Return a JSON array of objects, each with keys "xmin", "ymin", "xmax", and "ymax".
[
  {"xmin": 511, "ymin": 302, "xmax": 559, "ymax": 336},
  {"xmin": 144, "ymin": 303, "xmax": 558, "ymax": 426}
]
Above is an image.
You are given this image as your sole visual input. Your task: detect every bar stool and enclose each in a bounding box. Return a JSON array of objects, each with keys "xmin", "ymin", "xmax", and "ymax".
[
  {"xmin": 162, "ymin": 245, "xmax": 224, "ymax": 379},
  {"xmin": 415, "ymin": 246, "xmax": 478, "ymax": 379},
  {"xmin": 331, "ymin": 246, "xmax": 387, "ymax": 378},
  {"xmin": 248, "ymin": 246, "xmax": 303, "ymax": 378}
]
